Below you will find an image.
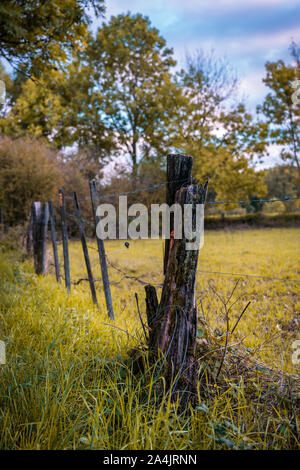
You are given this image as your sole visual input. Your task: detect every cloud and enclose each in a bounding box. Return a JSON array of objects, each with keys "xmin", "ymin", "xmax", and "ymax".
[
  {"xmin": 99, "ymin": 0, "xmax": 300, "ymax": 108},
  {"xmin": 238, "ymin": 70, "xmax": 268, "ymax": 106},
  {"xmin": 223, "ymin": 25, "xmax": 300, "ymax": 55},
  {"xmin": 105, "ymin": 0, "xmax": 299, "ymax": 16},
  {"xmin": 174, "ymin": 23, "xmax": 299, "ymax": 66}
]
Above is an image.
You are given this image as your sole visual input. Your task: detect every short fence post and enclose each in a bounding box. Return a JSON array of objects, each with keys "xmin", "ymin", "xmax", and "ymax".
[
  {"xmin": 48, "ymin": 200, "xmax": 61, "ymax": 283},
  {"xmin": 73, "ymin": 191, "xmax": 98, "ymax": 306},
  {"xmin": 32, "ymin": 201, "xmax": 49, "ymax": 275},
  {"xmin": 89, "ymin": 180, "xmax": 114, "ymax": 320},
  {"xmin": 59, "ymin": 189, "xmax": 71, "ymax": 292}
]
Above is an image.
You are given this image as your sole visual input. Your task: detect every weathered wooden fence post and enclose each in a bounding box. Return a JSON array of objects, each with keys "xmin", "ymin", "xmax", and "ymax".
[
  {"xmin": 163, "ymin": 154, "xmax": 193, "ymax": 274},
  {"xmin": 59, "ymin": 189, "xmax": 71, "ymax": 292},
  {"xmin": 26, "ymin": 209, "xmax": 34, "ymax": 254},
  {"xmin": 48, "ymin": 200, "xmax": 60, "ymax": 283},
  {"xmin": 89, "ymin": 180, "xmax": 114, "ymax": 320},
  {"xmin": 32, "ymin": 201, "xmax": 49, "ymax": 275},
  {"xmin": 73, "ymin": 191, "xmax": 98, "ymax": 306},
  {"xmin": 145, "ymin": 154, "xmax": 208, "ymax": 411}
]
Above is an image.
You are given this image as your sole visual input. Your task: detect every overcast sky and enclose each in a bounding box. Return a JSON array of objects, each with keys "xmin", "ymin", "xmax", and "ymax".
[{"xmin": 94, "ymin": 0, "xmax": 300, "ymax": 111}]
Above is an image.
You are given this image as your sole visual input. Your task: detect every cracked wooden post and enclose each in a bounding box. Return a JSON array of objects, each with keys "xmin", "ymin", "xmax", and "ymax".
[
  {"xmin": 163, "ymin": 154, "xmax": 193, "ymax": 274},
  {"xmin": 145, "ymin": 154, "xmax": 208, "ymax": 411}
]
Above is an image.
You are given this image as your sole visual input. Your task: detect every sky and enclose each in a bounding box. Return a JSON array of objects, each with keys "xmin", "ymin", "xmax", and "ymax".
[{"xmin": 93, "ymin": 0, "xmax": 300, "ymax": 111}]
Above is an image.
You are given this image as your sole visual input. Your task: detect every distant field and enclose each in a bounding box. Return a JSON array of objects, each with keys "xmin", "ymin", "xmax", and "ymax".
[{"xmin": 0, "ymin": 227, "xmax": 299, "ymax": 449}]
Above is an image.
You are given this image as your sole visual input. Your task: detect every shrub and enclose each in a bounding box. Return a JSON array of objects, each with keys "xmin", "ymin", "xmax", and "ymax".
[{"xmin": 0, "ymin": 136, "xmax": 62, "ymax": 226}]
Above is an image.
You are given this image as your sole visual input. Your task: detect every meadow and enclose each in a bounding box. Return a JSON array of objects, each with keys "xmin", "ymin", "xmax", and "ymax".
[{"xmin": 0, "ymin": 227, "xmax": 299, "ymax": 449}]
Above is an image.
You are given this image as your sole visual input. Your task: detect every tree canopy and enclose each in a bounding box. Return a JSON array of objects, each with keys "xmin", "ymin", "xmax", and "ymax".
[
  {"xmin": 0, "ymin": 0, "xmax": 105, "ymax": 76},
  {"xmin": 88, "ymin": 13, "xmax": 181, "ymax": 178},
  {"xmin": 172, "ymin": 51, "xmax": 267, "ymax": 201},
  {"xmin": 257, "ymin": 41, "xmax": 300, "ymax": 177}
]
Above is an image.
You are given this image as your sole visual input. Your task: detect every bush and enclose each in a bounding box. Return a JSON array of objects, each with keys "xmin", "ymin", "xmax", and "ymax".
[
  {"xmin": 262, "ymin": 200, "xmax": 286, "ymax": 214},
  {"xmin": 0, "ymin": 137, "xmax": 98, "ymax": 234},
  {"xmin": 0, "ymin": 136, "xmax": 62, "ymax": 226}
]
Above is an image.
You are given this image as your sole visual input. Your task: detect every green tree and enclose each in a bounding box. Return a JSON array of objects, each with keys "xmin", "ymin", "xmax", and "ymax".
[
  {"xmin": 87, "ymin": 13, "xmax": 181, "ymax": 179},
  {"xmin": 0, "ymin": 62, "xmax": 114, "ymax": 158},
  {"xmin": 0, "ymin": 0, "xmax": 105, "ymax": 76},
  {"xmin": 257, "ymin": 42, "xmax": 300, "ymax": 176},
  {"xmin": 264, "ymin": 164, "xmax": 300, "ymax": 211},
  {"xmin": 1, "ymin": 37, "xmax": 119, "ymax": 160},
  {"xmin": 0, "ymin": 1, "xmax": 110, "ymax": 157},
  {"xmin": 265, "ymin": 165, "xmax": 299, "ymax": 198},
  {"xmin": 0, "ymin": 63, "xmax": 13, "ymax": 117},
  {"xmin": 1, "ymin": 13, "xmax": 179, "ymax": 167},
  {"xmin": 0, "ymin": 70, "xmax": 67, "ymax": 147},
  {"xmin": 172, "ymin": 50, "xmax": 267, "ymax": 202}
]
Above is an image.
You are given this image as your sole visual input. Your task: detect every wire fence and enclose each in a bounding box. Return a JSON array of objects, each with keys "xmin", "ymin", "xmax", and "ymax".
[
  {"xmin": 62, "ymin": 178, "xmax": 300, "ymax": 205},
  {"xmin": 50, "ymin": 178, "xmax": 300, "ymax": 290},
  {"xmin": 25, "ymin": 168, "xmax": 299, "ymax": 396}
]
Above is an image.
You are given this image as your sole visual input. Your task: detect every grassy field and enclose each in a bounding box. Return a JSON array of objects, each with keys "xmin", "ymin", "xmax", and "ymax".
[{"xmin": 0, "ymin": 227, "xmax": 299, "ymax": 449}]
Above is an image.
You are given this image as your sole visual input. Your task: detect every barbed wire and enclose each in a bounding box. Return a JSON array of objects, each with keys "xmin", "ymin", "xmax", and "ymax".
[
  {"xmin": 55, "ymin": 213, "xmax": 300, "ymax": 285},
  {"xmin": 51, "ymin": 192, "xmax": 300, "ymax": 288},
  {"xmin": 64, "ymin": 210, "xmax": 94, "ymax": 227},
  {"xmin": 63, "ymin": 177, "xmax": 191, "ymax": 202},
  {"xmin": 206, "ymin": 196, "xmax": 300, "ymax": 205},
  {"xmin": 196, "ymin": 269, "xmax": 300, "ymax": 284},
  {"xmin": 63, "ymin": 191, "xmax": 300, "ymax": 206},
  {"xmin": 60, "ymin": 254, "xmax": 300, "ymax": 287},
  {"xmin": 60, "ymin": 175, "xmax": 300, "ymax": 205},
  {"xmin": 60, "ymin": 198, "xmax": 300, "ymax": 233}
]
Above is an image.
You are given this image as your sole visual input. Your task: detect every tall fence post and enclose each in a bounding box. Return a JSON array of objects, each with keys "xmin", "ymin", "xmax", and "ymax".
[
  {"xmin": 145, "ymin": 154, "xmax": 208, "ymax": 411},
  {"xmin": 32, "ymin": 201, "xmax": 49, "ymax": 275},
  {"xmin": 48, "ymin": 200, "xmax": 60, "ymax": 283},
  {"xmin": 89, "ymin": 180, "xmax": 114, "ymax": 320},
  {"xmin": 73, "ymin": 192, "xmax": 98, "ymax": 306},
  {"xmin": 163, "ymin": 154, "xmax": 193, "ymax": 274},
  {"xmin": 59, "ymin": 189, "xmax": 71, "ymax": 292}
]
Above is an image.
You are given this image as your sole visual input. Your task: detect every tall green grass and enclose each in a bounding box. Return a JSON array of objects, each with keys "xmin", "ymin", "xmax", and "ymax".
[{"xmin": 0, "ymin": 228, "xmax": 299, "ymax": 449}]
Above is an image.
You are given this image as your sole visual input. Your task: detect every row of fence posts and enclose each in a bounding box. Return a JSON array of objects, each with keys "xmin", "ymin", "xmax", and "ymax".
[{"xmin": 28, "ymin": 181, "xmax": 114, "ymax": 320}]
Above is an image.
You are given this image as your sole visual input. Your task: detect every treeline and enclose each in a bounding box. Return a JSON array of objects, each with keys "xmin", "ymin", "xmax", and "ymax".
[{"xmin": 0, "ymin": 136, "xmax": 299, "ymax": 229}]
